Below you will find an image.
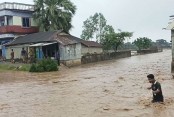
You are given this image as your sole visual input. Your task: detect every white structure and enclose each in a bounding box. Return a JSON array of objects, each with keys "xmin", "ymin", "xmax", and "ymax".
[{"xmin": 166, "ymin": 20, "xmax": 174, "ymax": 72}]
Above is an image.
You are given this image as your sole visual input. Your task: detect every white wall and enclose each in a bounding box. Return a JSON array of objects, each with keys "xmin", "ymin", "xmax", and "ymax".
[
  {"xmin": 81, "ymin": 45, "xmax": 103, "ymax": 55},
  {"xmin": 59, "ymin": 43, "xmax": 81, "ymax": 60},
  {"xmin": 6, "ymin": 45, "xmax": 29, "ymax": 59},
  {"xmin": 13, "ymin": 16, "xmax": 22, "ymax": 25}
]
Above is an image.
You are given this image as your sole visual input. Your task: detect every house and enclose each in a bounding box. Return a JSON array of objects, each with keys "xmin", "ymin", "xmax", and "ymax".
[
  {"xmin": 0, "ymin": 2, "xmax": 39, "ymax": 57},
  {"xmin": 6, "ymin": 30, "xmax": 103, "ymax": 66}
]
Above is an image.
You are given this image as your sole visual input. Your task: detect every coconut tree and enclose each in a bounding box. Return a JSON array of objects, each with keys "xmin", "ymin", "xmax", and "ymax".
[{"xmin": 33, "ymin": 0, "xmax": 76, "ymax": 32}]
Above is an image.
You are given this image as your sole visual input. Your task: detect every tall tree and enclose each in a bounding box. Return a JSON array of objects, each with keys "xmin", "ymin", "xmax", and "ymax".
[
  {"xmin": 101, "ymin": 25, "xmax": 115, "ymax": 50},
  {"xmin": 81, "ymin": 13, "xmax": 107, "ymax": 42},
  {"xmin": 102, "ymin": 29, "xmax": 133, "ymax": 51},
  {"xmin": 33, "ymin": 0, "xmax": 76, "ymax": 32},
  {"xmin": 133, "ymin": 37, "xmax": 152, "ymax": 50}
]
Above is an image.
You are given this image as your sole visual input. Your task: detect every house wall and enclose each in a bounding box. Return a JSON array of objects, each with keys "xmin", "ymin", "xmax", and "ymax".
[
  {"xmin": 59, "ymin": 43, "xmax": 81, "ymax": 66},
  {"xmin": 13, "ymin": 16, "xmax": 36, "ymax": 26},
  {"xmin": 81, "ymin": 45, "xmax": 103, "ymax": 55},
  {"xmin": 13, "ymin": 16, "xmax": 22, "ymax": 25},
  {"xmin": 30, "ymin": 18, "xmax": 37, "ymax": 26},
  {"xmin": 5, "ymin": 45, "xmax": 29, "ymax": 59},
  {"xmin": 0, "ymin": 12, "xmax": 38, "ymax": 34},
  {"xmin": 59, "ymin": 43, "xmax": 81, "ymax": 60}
]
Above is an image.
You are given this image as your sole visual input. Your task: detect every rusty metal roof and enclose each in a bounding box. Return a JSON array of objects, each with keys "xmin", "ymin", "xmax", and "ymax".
[
  {"xmin": 81, "ymin": 41, "xmax": 102, "ymax": 48},
  {"xmin": 6, "ymin": 30, "xmax": 102, "ymax": 48},
  {"xmin": 54, "ymin": 34, "xmax": 79, "ymax": 45},
  {"xmin": 6, "ymin": 31, "xmax": 60, "ymax": 46}
]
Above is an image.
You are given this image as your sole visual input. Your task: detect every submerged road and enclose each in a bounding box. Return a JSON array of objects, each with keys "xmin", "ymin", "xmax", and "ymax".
[{"xmin": 0, "ymin": 49, "xmax": 174, "ymax": 117}]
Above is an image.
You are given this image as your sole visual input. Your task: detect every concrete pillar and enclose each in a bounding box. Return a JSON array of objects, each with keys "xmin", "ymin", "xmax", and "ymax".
[
  {"xmin": 4, "ymin": 16, "xmax": 7, "ymax": 26},
  {"xmin": 171, "ymin": 30, "xmax": 174, "ymax": 73}
]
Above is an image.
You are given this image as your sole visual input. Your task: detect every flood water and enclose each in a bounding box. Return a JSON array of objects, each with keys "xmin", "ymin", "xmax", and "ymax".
[{"xmin": 0, "ymin": 49, "xmax": 174, "ymax": 117}]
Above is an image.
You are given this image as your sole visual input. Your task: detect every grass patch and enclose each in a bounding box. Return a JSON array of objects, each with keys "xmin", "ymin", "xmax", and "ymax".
[
  {"xmin": 17, "ymin": 64, "xmax": 31, "ymax": 71},
  {"xmin": 0, "ymin": 63, "xmax": 31, "ymax": 71}
]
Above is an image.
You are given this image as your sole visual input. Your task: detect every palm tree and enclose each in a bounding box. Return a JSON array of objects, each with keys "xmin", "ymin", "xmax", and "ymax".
[{"xmin": 33, "ymin": 0, "xmax": 76, "ymax": 32}]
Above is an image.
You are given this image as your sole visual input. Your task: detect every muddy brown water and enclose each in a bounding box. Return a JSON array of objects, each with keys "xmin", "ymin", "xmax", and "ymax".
[{"xmin": 0, "ymin": 49, "xmax": 174, "ymax": 117}]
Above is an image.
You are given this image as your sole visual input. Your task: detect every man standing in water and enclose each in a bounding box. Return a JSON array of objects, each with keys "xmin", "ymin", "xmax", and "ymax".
[{"xmin": 147, "ymin": 74, "xmax": 164, "ymax": 103}]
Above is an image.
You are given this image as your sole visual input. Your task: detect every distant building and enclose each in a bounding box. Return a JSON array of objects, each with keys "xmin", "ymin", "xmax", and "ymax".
[{"xmin": 0, "ymin": 2, "xmax": 39, "ymax": 57}]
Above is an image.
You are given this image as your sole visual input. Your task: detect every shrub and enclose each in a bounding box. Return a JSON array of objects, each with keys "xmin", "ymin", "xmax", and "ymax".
[
  {"xmin": 29, "ymin": 59, "xmax": 58, "ymax": 72},
  {"xmin": 36, "ymin": 64, "xmax": 45, "ymax": 72},
  {"xmin": 29, "ymin": 64, "xmax": 37, "ymax": 72}
]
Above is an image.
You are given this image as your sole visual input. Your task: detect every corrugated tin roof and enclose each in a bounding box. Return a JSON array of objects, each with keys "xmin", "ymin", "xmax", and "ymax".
[
  {"xmin": 81, "ymin": 41, "xmax": 102, "ymax": 48},
  {"xmin": 7, "ymin": 30, "xmax": 61, "ymax": 46},
  {"xmin": 55, "ymin": 35, "xmax": 78, "ymax": 45},
  {"xmin": 6, "ymin": 30, "xmax": 102, "ymax": 48},
  {"xmin": 58, "ymin": 35, "xmax": 102, "ymax": 47}
]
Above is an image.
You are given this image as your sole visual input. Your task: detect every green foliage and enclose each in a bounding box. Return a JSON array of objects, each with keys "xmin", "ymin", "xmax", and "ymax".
[
  {"xmin": 156, "ymin": 39, "xmax": 170, "ymax": 47},
  {"xmin": 33, "ymin": 0, "xmax": 76, "ymax": 32},
  {"xmin": 133, "ymin": 37, "xmax": 152, "ymax": 50},
  {"xmin": 29, "ymin": 59, "xmax": 58, "ymax": 72},
  {"xmin": 81, "ymin": 13, "xmax": 107, "ymax": 42},
  {"xmin": 0, "ymin": 64, "xmax": 13, "ymax": 70},
  {"xmin": 29, "ymin": 64, "xmax": 37, "ymax": 72},
  {"xmin": 18, "ymin": 64, "xmax": 31, "ymax": 71},
  {"xmin": 81, "ymin": 13, "xmax": 133, "ymax": 51},
  {"xmin": 36, "ymin": 64, "xmax": 45, "ymax": 72},
  {"xmin": 120, "ymin": 42, "xmax": 137, "ymax": 50},
  {"xmin": 100, "ymin": 25, "xmax": 115, "ymax": 50},
  {"xmin": 0, "ymin": 64, "xmax": 31, "ymax": 71},
  {"xmin": 81, "ymin": 12, "xmax": 134, "ymax": 51},
  {"xmin": 101, "ymin": 29, "xmax": 133, "ymax": 51}
]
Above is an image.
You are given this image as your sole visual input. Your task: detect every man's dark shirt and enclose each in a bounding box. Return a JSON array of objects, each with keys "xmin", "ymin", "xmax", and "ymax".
[{"xmin": 151, "ymin": 81, "xmax": 164, "ymax": 102}]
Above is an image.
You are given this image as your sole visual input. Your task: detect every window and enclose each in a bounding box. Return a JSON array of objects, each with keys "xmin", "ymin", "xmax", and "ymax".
[
  {"xmin": 22, "ymin": 17, "xmax": 30, "ymax": 27},
  {"xmin": 7, "ymin": 16, "xmax": 13, "ymax": 25},
  {"xmin": 0, "ymin": 17, "xmax": 5, "ymax": 26}
]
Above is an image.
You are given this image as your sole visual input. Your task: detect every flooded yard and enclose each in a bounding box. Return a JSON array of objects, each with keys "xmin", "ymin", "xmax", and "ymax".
[{"xmin": 0, "ymin": 49, "xmax": 174, "ymax": 117}]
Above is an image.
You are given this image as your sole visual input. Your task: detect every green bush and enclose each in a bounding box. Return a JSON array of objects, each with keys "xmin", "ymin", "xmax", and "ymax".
[
  {"xmin": 29, "ymin": 59, "xmax": 58, "ymax": 72},
  {"xmin": 29, "ymin": 64, "xmax": 37, "ymax": 72},
  {"xmin": 36, "ymin": 64, "xmax": 45, "ymax": 72}
]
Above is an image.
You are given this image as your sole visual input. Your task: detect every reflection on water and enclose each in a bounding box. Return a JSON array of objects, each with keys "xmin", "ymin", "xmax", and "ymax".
[{"xmin": 0, "ymin": 49, "xmax": 174, "ymax": 117}]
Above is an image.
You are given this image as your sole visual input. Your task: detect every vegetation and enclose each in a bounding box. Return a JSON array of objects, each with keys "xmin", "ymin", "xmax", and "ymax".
[
  {"xmin": 29, "ymin": 59, "xmax": 58, "ymax": 72},
  {"xmin": 33, "ymin": 0, "xmax": 76, "ymax": 32},
  {"xmin": 81, "ymin": 13, "xmax": 107, "ymax": 42},
  {"xmin": 120, "ymin": 42, "xmax": 137, "ymax": 50},
  {"xmin": 104, "ymin": 30, "xmax": 133, "ymax": 51},
  {"xmin": 133, "ymin": 37, "xmax": 152, "ymax": 50},
  {"xmin": 156, "ymin": 39, "xmax": 171, "ymax": 48},
  {"xmin": 0, "ymin": 64, "xmax": 31, "ymax": 71},
  {"xmin": 81, "ymin": 13, "xmax": 133, "ymax": 51}
]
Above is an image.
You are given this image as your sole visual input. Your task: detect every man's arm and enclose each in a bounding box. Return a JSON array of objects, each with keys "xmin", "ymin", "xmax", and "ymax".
[
  {"xmin": 153, "ymin": 89, "xmax": 160, "ymax": 94},
  {"xmin": 147, "ymin": 86, "xmax": 152, "ymax": 90}
]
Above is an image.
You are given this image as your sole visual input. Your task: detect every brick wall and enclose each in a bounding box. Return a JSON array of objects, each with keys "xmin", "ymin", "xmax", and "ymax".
[{"xmin": 0, "ymin": 25, "xmax": 39, "ymax": 34}]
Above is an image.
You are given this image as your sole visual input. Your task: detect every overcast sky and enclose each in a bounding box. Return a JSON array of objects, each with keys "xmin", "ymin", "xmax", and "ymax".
[{"xmin": 1, "ymin": 0, "xmax": 174, "ymax": 42}]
